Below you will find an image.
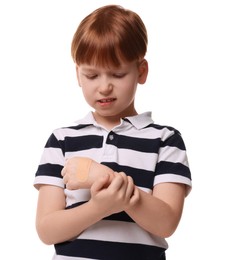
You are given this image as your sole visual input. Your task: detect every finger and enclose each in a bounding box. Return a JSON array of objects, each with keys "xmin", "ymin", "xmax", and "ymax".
[
  {"xmin": 129, "ymin": 186, "xmax": 140, "ymax": 206},
  {"xmin": 119, "ymin": 172, "xmax": 130, "ymax": 193},
  {"xmin": 118, "ymin": 172, "xmax": 127, "ymax": 178},
  {"xmin": 62, "ymin": 174, "xmax": 68, "ymax": 184},
  {"xmin": 91, "ymin": 174, "xmax": 109, "ymax": 195},
  {"xmin": 125, "ymin": 176, "xmax": 135, "ymax": 198},
  {"xmin": 108, "ymin": 173, "xmax": 125, "ymax": 192},
  {"xmin": 118, "ymin": 172, "xmax": 128, "ymax": 186},
  {"xmin": 61, "ymin": 167, "xmax": 66, "ymax": 177}
]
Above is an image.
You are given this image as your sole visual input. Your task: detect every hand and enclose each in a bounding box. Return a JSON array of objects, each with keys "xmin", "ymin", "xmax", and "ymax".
[
  {"xmin": 90, "ymin": 172, "xmax": 140, "ymax": 216},
  {"xmin": 61, "ymin": 157, "xmax": 115, "ymax": 190}
]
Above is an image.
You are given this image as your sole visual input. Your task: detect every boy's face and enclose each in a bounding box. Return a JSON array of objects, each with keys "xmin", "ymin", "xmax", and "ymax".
[{"xmin": 76, "ymin": 60, "xmax": 148, "ymax": 125}]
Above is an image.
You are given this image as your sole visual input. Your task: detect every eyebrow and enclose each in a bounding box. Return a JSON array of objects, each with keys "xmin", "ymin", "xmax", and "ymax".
[
  {"xmin": 82, "ymin": 68, "xmax": 97, "ymax": 72},
  {"xmin": 79, "ymin": 66, "xmax": 99, "ymax": 73},
  {"xmin": 81, "ymin": 67, "xmax": 126, "ymax": 74}
]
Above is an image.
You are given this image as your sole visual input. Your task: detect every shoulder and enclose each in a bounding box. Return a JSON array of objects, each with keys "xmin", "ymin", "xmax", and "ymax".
[
  {"xmin": 144, "ymin": 122, "xmax": 182, "ymax": 141},
  {"xmin": 131, "ymin": 112, "xmax": 181, "ymax": 137},
  {"xmin": 51, "ymin": 112, "xmax": 94, "ymax": 139}
]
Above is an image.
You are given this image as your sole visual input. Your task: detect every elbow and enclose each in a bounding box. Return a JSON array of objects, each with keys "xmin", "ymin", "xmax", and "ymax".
[
  {"xmin": 159, "ymin": 226, "xmax": 177, "ymax": 238},
  {"xmin": 151, "ymin": 226, "xmax": 177, "ymax": 239},
  {"xmin": 36, "ymin": 219, "xmax": 56, "ymax": 245},
  {"xmin": 158, "ymin": 206, "xmax": 183, "ymax": 238},
  {"xmin": 149, "ymin": 215, "xmax": 181, "ymax": 239},
  {"xmin": 157, "ymin": 218, "xmax": 181, "ymax": 238}
]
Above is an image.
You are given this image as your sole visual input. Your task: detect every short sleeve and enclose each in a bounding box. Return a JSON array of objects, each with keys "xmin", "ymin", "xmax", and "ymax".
[
  {"xmin": 154, "ymin": 131, "xmax": 192, "ymax": 196},
  {"xmin": 34, "ymin": 132, "xmax": 65, "ymax": 189}
]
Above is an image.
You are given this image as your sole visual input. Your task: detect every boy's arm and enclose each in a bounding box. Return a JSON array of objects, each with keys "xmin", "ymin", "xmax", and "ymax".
[
  {"xmin": 36, "ymin": 172, "xmax": 138, "ymax": 245},
  {"xmin": 36, "ymin": 184, "xmax": 105, "ymax": 245},
  {"xmin": 125, "ymin": 182, "xmax": 186, "ymax": 238}
]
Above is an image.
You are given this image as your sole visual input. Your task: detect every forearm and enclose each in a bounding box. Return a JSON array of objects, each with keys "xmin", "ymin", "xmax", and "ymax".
[
  {"xmin": 36, "ymin": 199, "xmax": 104, "ymax": 245},
  {"xmin": 125, "ymin": 188, "xmax": 183, "ymax": 238}
]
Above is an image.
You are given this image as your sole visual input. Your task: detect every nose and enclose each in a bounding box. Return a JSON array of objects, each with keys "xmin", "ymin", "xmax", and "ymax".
[{"xmin": 98, "ymin": 77, "xmax": 113, "ymax": 95}]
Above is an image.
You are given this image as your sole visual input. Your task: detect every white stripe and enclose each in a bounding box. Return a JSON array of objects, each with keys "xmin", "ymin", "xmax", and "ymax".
[
  {"xmin": 158, "ymin": 146, "xmax": 189, "ymax": 166},
  {"xmin": 34, "ymin": 176, "xmax": 64, "ymax": 189},
  {"xmin": 154, "ymin": 174, "xmax": 192, "ymax": 195},
  {"xmin": 40, "ymin": 147, "xmax": 64, "ymax": 165},
  {"xmin": 121, "ymin": 125, "xmax": 172, "ymax": 140},
  {"xmin": 116, "ymin": 148, "xmax": 158, "ymax": 171},
  {"xmin": 66, "ymin": 148, "xmax": 158, "ymax": 172},
  {"xmin": 41, "ymin": 146, "xmax": 158, "ymax": 172},
  {"xmin": 77, "ymin": 220, "xmax": 168, "ymax": 249},
  {"xmin": 54, "ymin": 126, "xmax": 103, "ymax": 140},
  {"xmin": 65, "ymin": 149, "xmax": 104, "ymax": 163},
  {"xmin": 64, "ymin": 189, "xmax": 91, "ymax": 207}
]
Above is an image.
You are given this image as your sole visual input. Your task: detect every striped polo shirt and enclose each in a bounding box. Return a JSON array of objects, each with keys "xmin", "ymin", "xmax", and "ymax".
[{"xmin": 34, "ymin": 111, "xmax": 192, "ymax": 260}]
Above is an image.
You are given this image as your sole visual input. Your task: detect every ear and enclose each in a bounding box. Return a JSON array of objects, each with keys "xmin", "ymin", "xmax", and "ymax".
[
  {"xmin": 75, "ymin": 65, "xmax": 81, "ymax": 87},
  {"xmin": 138, "ymin": 59, "xmax": 148, "ymax": 84}
]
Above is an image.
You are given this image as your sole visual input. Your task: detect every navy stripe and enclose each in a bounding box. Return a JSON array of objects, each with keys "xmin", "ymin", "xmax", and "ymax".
[
  {"xmin": 44, "ymin": 133, "xmax": 66, "ymax": 155},
  {"xmin": 149, "ymin": 123, "xmax": 180, "ymax": 134},
  {"xmin": 107, "ymin": 132, "xmax": 161, "ymax": 153},
  {"xmin": 35, "ymin": 163, "xmax": 63, "ymax": 178},
  {"xmin": 45, "ymin": 133, "xmax": 62, "ymax": 148},
  {"xmin": 55, "ymin": 239, "xmax": 166, "ymax": 260},
  {"xmin": 104, "ymin": 211, "xmax": 134, "ymax": 222},
  {"xmin": 156, "ymin": 161, "xmax": 191, "ymax": 179},
  {"xmin": 62, "ymin": 135, "xmax": 103, "ymax": 152},
  {"xmin": 45, "ymin": 133, "xmax": 103, "ymax": 153},
  {"xmin": 102, "ymin": 162, "xmax": 155, "ymax": 189},
  {"xmin": 161, "ymin": 133, "xmax": 186, "ymax": 150},
  {"xmin": 67, "ymin": 124, "xmax": 92, "ymax": 130}
]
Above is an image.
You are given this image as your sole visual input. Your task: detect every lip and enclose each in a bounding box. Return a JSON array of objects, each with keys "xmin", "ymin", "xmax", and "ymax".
[{"xmin": 97, "ymin": 98, "xmax": 116, "ymax": 106}]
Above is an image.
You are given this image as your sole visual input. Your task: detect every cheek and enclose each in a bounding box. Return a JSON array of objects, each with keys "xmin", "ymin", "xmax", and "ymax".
[
  {"xmin": 81, "ymin": 89, "xmax": 94, "ymax": 107},
  {"xmin": 81, "ymin": 87, "xmax": 91, "ymax": 99},
  {"xmin": 81, "ymin": 84, "xmax": 96, "ymax": 102},
  {"xmin": 123, "ymin": 80, "xmax": 138, "ymax": 96}
]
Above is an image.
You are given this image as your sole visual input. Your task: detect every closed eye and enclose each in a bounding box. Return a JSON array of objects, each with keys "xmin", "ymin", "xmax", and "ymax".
[
  {"xmin": 85, "ymin": 74, "xmax": 98, "ymax": 80},
  {"xmin": 113, "ymin": 73, "xmax": 126, "ymax": 78}
]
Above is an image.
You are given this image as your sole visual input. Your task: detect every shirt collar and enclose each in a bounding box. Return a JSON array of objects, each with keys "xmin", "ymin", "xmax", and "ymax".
[
  {"xmin": 75, "ymin": 111, "xmax": 154, "ymax": 130},
  {"xmin": 75, "ymin": 112, "xmax": 97, "ymax": 125},
  {"xmin": 124, "ymin": 111, "xmax": 154, "ymax": 129}
]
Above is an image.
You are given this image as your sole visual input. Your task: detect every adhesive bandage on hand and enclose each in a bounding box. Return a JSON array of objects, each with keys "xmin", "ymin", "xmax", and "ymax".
[{"xmin": 76, "ymin": 157, "xmax": 93, "ymax": 182}]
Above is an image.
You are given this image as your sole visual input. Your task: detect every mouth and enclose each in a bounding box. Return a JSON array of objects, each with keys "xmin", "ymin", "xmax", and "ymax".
[{"xmin": 98, "ymin": 98, "xmax": 116, "ymax": 104}]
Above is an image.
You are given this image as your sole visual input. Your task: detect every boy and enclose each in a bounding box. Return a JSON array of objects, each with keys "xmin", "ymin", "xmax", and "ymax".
[{"xmin": 34, "ymin": 5, "xmax": 192, "ymax": 260}]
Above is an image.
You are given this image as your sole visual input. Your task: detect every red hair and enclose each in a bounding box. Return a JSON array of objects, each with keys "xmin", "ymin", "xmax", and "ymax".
[{"xmin": 71, "ymin": 5, "xmax": 148, "ymax": 67}]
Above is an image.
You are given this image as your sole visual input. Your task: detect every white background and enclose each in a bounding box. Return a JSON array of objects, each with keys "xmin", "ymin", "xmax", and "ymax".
[{"xmin": 0, "ymin": 0, "xmax": 230, "ymax": 259}]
